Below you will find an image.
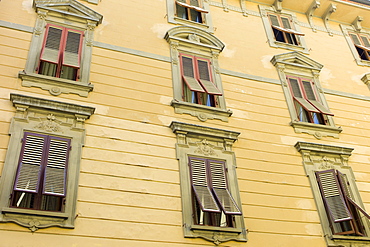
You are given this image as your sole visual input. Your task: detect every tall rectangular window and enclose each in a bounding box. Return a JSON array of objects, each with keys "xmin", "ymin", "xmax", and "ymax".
[
  {"xmin": 11, "ymin": 132, "xmax": 70, "ymax": 212},
  {"xmin": 180, "ymin": 54, "xmax": 222, "ymax": 107},
  {"xmin": 175, "ymin": 0, "xmax": 208, "ymax": 23},
  {"xmin": 189, "ymin": 157, "xmax": 241, "ymax": 227},
  {"xmin": 287, "ymin": 76, "xmax": 333, "ymax": 125},
  {"xmin": 268, "ymin": 14, "xmax": 304, "ymax": 46},
  {"xmin": 349, "ymin": 32, "xmax": 370, "ymax": 61},
  {"xmin": 38, "ymin": 24, "xmax": 83, "ymax": 81}
]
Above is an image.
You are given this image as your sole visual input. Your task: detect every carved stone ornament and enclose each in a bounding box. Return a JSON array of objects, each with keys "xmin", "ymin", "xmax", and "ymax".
[
  {"xmin": 195, "ymin": 139, "xmax": 217, "ymax": 156},
  {"xmin": 317, "ymin": 156, "xmax": 335, "ymax": 170},
  {"xmin": 188, "ymin": 33, "xmax": 201, "ymax": 43},
  {"xmin": 35, "ymin": 114, "xmax": 62, "ymax": 132}
]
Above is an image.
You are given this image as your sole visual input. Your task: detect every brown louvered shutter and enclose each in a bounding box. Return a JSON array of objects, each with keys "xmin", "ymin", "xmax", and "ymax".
[
  {"xmin": 14, "ymin": 133, "xmax": 46, "ymax": 193},
  {"xmin": 281, "ymin": 17, "xmax": 291, "ymax": 29},
  {"xmin": 43, "ymin": 136, "xmax": 70, "ymax": 196},
  {"xmin": 289, "ymin": 78, "xmax": 320, "ymax": 113},
  {"xmin": 269, "ymin": 14, "xmax": 280, "ymax": 27},
  {"xmin": 316, "ymin": 169, "xmax": 352, "ymax": 223},
  {"xmin": 189, "ymin": 157, "xmax": 221, "ymax": 213},
  {"xmin": 197, "ymin": 59, "xmax": 222, "ymax": 95},
  {"xmin": 209, "ymin": 160, "xmax": 241, "ymax": 215},
  {"xmin": 40, "ymin": 25, "xmax": 63, "ymax": 64},
  {"xmin": 63, "ymin": 30, "xmax": 82, "ymax": 68},
  {"xmin": 302, "ymin": 80, "xmax": 333, "ymax": 115},
  {"xmin": 182, "ymin": 56, "xmax": 205, "ymax": 93},
  {"xmin": 350, "ymin": 34, "xmax": 362, "ymax": 46}
]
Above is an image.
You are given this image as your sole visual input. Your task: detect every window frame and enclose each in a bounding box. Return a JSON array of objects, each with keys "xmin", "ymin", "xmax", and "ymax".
[
  {"xmin": 170, "ymin": 121, "xmax": 247, "ymax": 244},
  {"xmin": 259, "ymin": 5, "xmax": 309, "ymax": 53},
  {"xmin": 341, "ymin": 24, "xmax": 370, "ymax": 67},
  {"xmin": 19, "ymin": 0, "xmax": 103, "ymax": 97},
  {"xmin": 295, "ymin": 142, "xmax": 370, "ymax": 246},
  {"xmin": 0, "ymin": 94, "xmax": 94, "ymax": 232}
]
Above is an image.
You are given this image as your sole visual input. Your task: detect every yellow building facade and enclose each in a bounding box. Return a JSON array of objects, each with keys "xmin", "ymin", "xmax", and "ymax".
[{"xmin": 1, "ymin": 0, "xmax": 370, "ymax": 246}]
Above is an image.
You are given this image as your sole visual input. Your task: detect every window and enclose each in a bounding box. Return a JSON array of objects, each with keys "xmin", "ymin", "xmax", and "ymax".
[
  {"xmin": 180, "ymin": 54, "xmax": 221, "ymax": 107},
  {"xmin": 165, "ymin": 26, "xmax": 232, "ymax": 122},
  {"xmin": 170, "ymin": 121, "xmax": 247, "ymax": 244},
  {"xmin": 286, "ymin": 76, "xmax": 333, "ymax": 125},
  {"xmin": 166, "ymin": 0, "xmax": 213, "ymax": 32},
  {"xmin": 272, "ymin": 52, "xmax": 341, "ymax": 139},
  {"xmin": 38, "ymin": 24, "xmax": 83, "ymax": 81},
  {"xmin": 189, "ymin": 157, "xmax": 241, "ymax": 228},
  {"xmin": 295, "ymin": 142, "xmax": 370, "ymax": 246},
  {"xmin": 19, "ymin": 0, "xmax": 103, "ymax": 97},
  {"xmin": 0, "ymin": 94, "xmax": 94, "ymax": 231},
  {"xmin": 259, "ymin": 5, "xmax": 308, "ymax": 53},
  {"xmin": 349, "ymin": 32, "xmax": 370, "ymax": 61},
  {"xmin": 12, "ymin": 132, "xmax": 70, "ymax": 212}
]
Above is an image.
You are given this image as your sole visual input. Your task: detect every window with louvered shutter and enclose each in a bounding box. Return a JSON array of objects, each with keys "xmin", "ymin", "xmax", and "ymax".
[
  {"xmin": 288, "ymin": 78, "xmax": 320, "ymax": 113},
  {"xmin": 268, "ymin": 14, "xmax": 301, "ymax": 45},
  {"xmin": 350, "ymin": 33, "xmax": 370, "ymax": 61},
  {"xmin": 302, "ymin": 80, "xmax": 333, "ymax": 115},
  {"xmin": 197, "ymin": 59, "xmax": 222, "ymax": 96},
  {"xmin": 40, "ymin": 26, "xmax": 63, "ymax": 64}
]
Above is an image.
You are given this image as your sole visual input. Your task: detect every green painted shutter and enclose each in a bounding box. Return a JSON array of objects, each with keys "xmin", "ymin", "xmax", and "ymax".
[
  {"xmin": 43, "ymin": 137, "xmax": 70, "ymax": 196},
  {"xmin": 63, "ymin": 30, "xmax": 82, "ymax": 68},
  {"xmin": 40, "ymin": 26, "xmax": 63, "ymax": 64},
  {"xmin": 209, "ymin": 161, "xmax": 241, "ymax": 215},
  {"xmin": 14, "ymin": 133, "xmax": 45, "ymax": 193},
  {"xmin": 182, "ymin": 56, "xmax": 205, "ymax": 93},
  {"xmin": 316, "ymin": 170, "xmax": 352, "ymax": 223},
  {"xmin": 197, "ymin": 59, "xmax": 222, "ymax": 95}
]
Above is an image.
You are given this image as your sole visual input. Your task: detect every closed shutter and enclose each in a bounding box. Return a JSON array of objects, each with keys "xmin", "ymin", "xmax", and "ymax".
[
  {"xmin": 63, "ymin": 30, "xmax": 82, "ymax": 68},
  {"xmin": 43, "ymin": 137, "xmax": 70, "ymax": 196},
  {"xmin": 289, "ymin": 78, "xmax": 320, "ymax": 113},
  {"xmin": 197, "ymin": 59, "xmax": 222, "ymax": 95},
  {"xmin": 316, "ymin": 169, "xmax": 352, "ymax": 223},
  {"xmin": 181, "ymin": 56, "xmax": 205, "ymax": 93},
  {"xmin": 302, "ymin": 80, "xmax": 333, "ymax": 115},
  {"xmin": 209, "ymin": 161, "xmax": 241, "ymax": 215},
  {"xmin": 40, "ymin": 25, "xmax": 63, "ymax": 64},
  {"xmin": 269, "ymin": 14, "xmax": 280, "ymax": 27},
  {"xmin": 14, "ymin": 133, "xmax": 45, "ymax": 193},
  {"xmin": 189, "ymin": 157, "xmax": 220, "ymax": 213}
]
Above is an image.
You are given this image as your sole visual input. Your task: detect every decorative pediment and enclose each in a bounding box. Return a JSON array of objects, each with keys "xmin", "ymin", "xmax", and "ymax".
[
  {"xmin": 33, "ymin": 0, "xmax": 103, "ymax": 24},
  {"xmin": 271, "ymin": 51, "xmax": 323, "ymax": 72},
  {"xmin": 165, "ymin": 26, "xmax": 225, "ymax": 51}
]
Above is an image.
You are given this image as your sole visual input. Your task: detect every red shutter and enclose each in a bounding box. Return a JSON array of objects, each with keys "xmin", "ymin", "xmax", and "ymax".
[
  {"xmin": 196, "ymin": 59, "xmax": 222, "ymax": 95},
  {"xmin": 181, "ymin": 55, "xmax": 205, "ymax": 93},
  {"xmin": 62, "ymin": 29, "xmax": 83, "ymax": 68},
  {"xmin": 209, "ymin": 160, "xmax": 242, "ymax": 215},
  {"xmin": 40, "ymin": 25, "xmax": 63, "ymax": 64},
  {"xmin": 302, "ymin": 80, "xmax": 333, "ymax": 116},
  {"xmin": 43, "ymin": 136, "xmax": 70, "ymax": 196},
  {"xmin": 14, "ymin": 133, "xmax": 46, "ymax": 193},
  {"xmin": 189, "ymin": 157, "xmax": 221, "ymax": 213}
]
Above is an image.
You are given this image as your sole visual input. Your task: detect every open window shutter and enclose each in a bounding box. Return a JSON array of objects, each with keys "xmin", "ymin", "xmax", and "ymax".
[
  {"xmin": 302, "ymin": 80, "xmax": 333, "ymax": 115},
  {"xmin": 62, "ymin": 29, "xmax": 82, "ymax": 68},
  {"xmin": 289, "ymin": 78, "xmax": 320, "ymax": 113},
  {"xmin": 269, "ymin": 14, "xmax": 280, "ymax": 27},
  {"xmin": 40, "ymin": 26, "xmax": 63, "ymax": 64},
  {"xmin": 43, "ymin": 137, "xmax": 70, "ymax": 196},
  {"xmin": 209, "ymin": 161, "xmax": 242, "ymax": 215},
  {"xmin": 182, "ymin": 56, "xmax": 205, "ymax": 93},
  {"xmin": 197, "ymin": 59, "xmax": 222, "ymax": 95},
  {"xmin": 14, "ymin": 133, "xmax": 45, "ymax": 193},
  {"xmin": 316, "ymin": 169, "xmax": 352, "ymax": 223},
  {"xmin": 281, "ymin": 17, "xmax": 292, "ymax": 29},
  {"xmin": 189, "ymin": 157, "xmax": 221, "ymax": 213}
]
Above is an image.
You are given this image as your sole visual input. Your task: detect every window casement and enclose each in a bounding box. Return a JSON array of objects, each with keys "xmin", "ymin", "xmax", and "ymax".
[
  {"xmin": 286, "ymin": 76, "xmax": 333, "ymax": 125},
  {"xmin": 0, "ymin": 94, "xmax": 94, "ymax": 232},
  {"xmin": 170, "ymin": 121, "xmax": 247, "ymax": 244},
  {"xmin": 295, "ymin": 142, "xmax": 370, "ymax": 246},
  {"xmin": 180, "ymin": 54, "xmax": 222, "ymax": 107},
  {"xmin": 166, "ymin": 0, "xmax": 213, "ymax": 32},
  {"xmin": 189, "ymin": 157, "xmax": 242, "ymax": 228},
  {"xmin": 349, "ymin": 32, "xmax": 370, "ymax": 61},
  {"xmin": 19, "ymin": 0, "xmax": 102, "ymax": 97},
  {"xmin": 268, "ymin": 14, "xmax": 304, "ymax": 46},
  {"xmin": 165, "ymin": 26, "xmax": 232, "ymax": 122},
  {"xmin": 38, "ymin": 24, "xmax": 83, "ymax": 81},
  {"xmin": 259, "ymin": 5, "xmax": 308, "ymax": 53},
  {"xmin": 271, "ymin": 52, "xmax": 342, "ymax": 139},
  {"xmin": 12, "ymin": 132, "xmax": 70, "ymax": 212}
]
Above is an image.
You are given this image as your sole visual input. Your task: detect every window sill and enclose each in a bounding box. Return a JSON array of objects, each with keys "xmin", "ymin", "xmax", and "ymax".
[
  {"xmin": 19, "ymin": 71, "xmax": 94, "ymax": 97},
  {"xmin": 272, "ymin": 41, "xmax": 309, "ymax": 54},
  {"xmin": 171, "ymin": 100, "xmax": 232, "ymax": 122},
  {"xmin": 355, "ymin": 58, "xmax": 370, "ymax": 67},
  {"xmin": 291, "ymin": 121, "xmax": 342, "ymax": 139},
  {"xmin": 1, "ymin": 207, "xmax": 72, "ymax": 231}
]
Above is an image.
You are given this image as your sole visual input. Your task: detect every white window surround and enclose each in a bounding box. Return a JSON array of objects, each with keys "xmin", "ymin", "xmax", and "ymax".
[
  {"xmin": 259, "ymin": 5, "xmax": 309, "ymax": 54},
  {"xmin": 295, "ymin": 142, "xmax": 370, "ymax": 247},
  {"xmin": 271, "ymin": 51, "xmax": 342, "ymax": 139},
  {"xmin": 0, "ymin": 94, "xmax": 94, "ymax": 231},
  {"xmin": 341, "ymin": 24, "xmax": 370, "ymax": 67},
  {"xmin": 20, "ymin": 0, "xmax": 103, "ymax": 97},
  {"xmin": 165, "ymin": 26, "xmax": 232, "ymax": 122},
  {"xmin": 166, "ymin": 0, "xmax": 214, "ymax": 32}
]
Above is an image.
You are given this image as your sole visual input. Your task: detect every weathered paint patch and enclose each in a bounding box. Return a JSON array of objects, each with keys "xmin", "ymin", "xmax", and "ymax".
[
  {"xmin": 261, "ymin": 55, "xmax": 274, "ymax": 69},
  {"xmin": 151, "ymin": 23, "xmax": 173, "ymax": 39}
]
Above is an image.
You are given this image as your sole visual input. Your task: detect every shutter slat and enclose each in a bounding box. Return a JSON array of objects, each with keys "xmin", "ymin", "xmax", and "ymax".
[
  {"xmin": 63, "ymin": 30, "xmax": 82, "ymax": 68},
  {"xmin": 43, "ymin": 137, "xmax": 70, "ymax": 196},
  {"xmin": 316, "ymin": 170, "xmax": 352, "ymax": 223},
  {"xmin": 41, "ymin": 26, "xmax": 63, "ymax": 63}
]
